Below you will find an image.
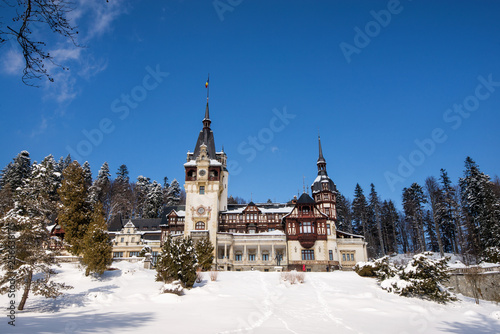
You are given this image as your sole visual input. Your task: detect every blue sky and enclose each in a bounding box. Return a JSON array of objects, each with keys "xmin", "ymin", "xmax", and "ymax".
[{"xmin": 1, "ymin": 0, "xmax": 499, "ymax": 207}]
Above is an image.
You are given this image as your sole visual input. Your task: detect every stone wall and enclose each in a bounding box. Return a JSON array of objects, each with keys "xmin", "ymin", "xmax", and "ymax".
[{"xmin": 446, "ymin": 270, "xmax": 500, "ymax": 302}]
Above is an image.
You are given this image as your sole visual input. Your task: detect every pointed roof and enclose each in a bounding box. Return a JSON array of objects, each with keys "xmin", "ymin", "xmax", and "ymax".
[
  {"xmin": 311, "ymin": 136, "xmax": 337, "ymax": 194},
  {"xmin": 297, "ymin": 193, "xmax": 315, "ymax": 204},
  {"xmin": 317, "ymin": 135, "xmax": 326, "ymax": 164},
  {"xmin": 193, "ymin": 102, "xmax": 216, "ymax": 159}
]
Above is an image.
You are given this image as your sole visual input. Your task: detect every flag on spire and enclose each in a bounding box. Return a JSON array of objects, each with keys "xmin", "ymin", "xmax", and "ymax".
[{"xmin": 205, "ymin": 75, "xmax": 209, "ymax": 88}]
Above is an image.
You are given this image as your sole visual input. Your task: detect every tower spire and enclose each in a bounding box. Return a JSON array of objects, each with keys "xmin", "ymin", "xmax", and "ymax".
[
  {"xmin": 317, "ymin": 135, "xmax": 327, "ymax": 174},
  {"xmin": 203, "ymin": 74, "xmax": 211, "ymax": 129}
]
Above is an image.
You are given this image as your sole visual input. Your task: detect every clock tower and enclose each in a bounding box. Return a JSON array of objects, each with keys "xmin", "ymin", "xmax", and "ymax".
[{"xmin": 184, "ymin": 100, "xmax": 228, "ymax": 253}]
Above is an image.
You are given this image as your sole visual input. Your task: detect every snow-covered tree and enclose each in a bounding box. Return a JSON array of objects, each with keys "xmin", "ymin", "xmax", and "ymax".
[
  {"xmin": 82, "ymin": 161, "xmax": 93, "ymax": 188},
  {"xmin": 57, "ymin": 161, "xmax": 92, "ymax": 255},
  {"xmin": 81, "ymin": 202, "xmax": 112, "ymax": 276},
  {"xmin": 111, "ymin": 164, "xmax": 133, "ymax": 218},
  {"xmin": 0, "ymin": 150, "xmax": 31, "ymax": 191},
  {"xmin": 156, "ymin": 235, "xmax": 198, "ymax": 288},
  {"xmin": 134, "ymin": 175, "xmax": 151, "ymax": 218},
  {"xmin": 89, "ymin": 162, "xmax": 112, "ymax": 218},
  {"xmin": 195, "ymin": 236, "xmax": 214, "ymax": 271},
  {"xmin": 459, "ymin": 157, "xmax": 500, "ymax": 257},
  {"xmin": 352, "ymin": 184, "xmax": 368, "ymax": 237},
  {"xmin": 0, "ymin": 163, "xmax": 72, "ymax": 310},
  {"xmin": 144, "ymin": 181, "xmax": 163, "ymax": 218},
  {"xmin": 164, "ymin": 179, "xmax": 181, "ymax": 207}
]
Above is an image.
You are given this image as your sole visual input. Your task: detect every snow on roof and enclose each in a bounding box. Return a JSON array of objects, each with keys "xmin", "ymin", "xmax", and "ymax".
[
  {"xmin": 184, "ymin": 160, "xmax": 197, "ymax": 167},
  {"xmin": 210, "ymin": 159, "xmax": 222, "ymax": 166},
  {"xmin": 46, "ymin": 224, "xmax": 56, "ymax": 232}
]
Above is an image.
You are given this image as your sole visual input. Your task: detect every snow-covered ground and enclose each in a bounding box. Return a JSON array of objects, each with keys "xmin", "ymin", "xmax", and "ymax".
[{"xmin": 1, "ymin": 261, "xmax": 499, "ymax": 334}]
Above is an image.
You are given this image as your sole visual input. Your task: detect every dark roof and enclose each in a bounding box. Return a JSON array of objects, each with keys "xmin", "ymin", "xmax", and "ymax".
[
  {"xmin": 107, "ymin": 216, "xmax": 163, "ymax": 232},
  {"xmin": 247, "ymin": 201, "xmax": 256, "ymax": 206},
  {"xmin": 193, "ymin": 102, "xmax": 216, "ymax": 159},
  {"xmin": 311, "ymin": 175, "xmax": 337, "ymax": 194},
  {"xmin": 297, "ymin": 193, "xmax": 315, "ymax": 204},
  {"xmin": 317, "ymin": 135, "xmax": 326, "ymax": 164}
]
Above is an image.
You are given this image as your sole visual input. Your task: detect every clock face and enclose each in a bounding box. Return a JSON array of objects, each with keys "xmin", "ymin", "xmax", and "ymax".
[
  {"xmin": 199, "ymin": 169, "xmax": 206, "ymax": 176},
  {"xmin": 197, "ymin": 207, "xmax": 205, "ymax": 215}
]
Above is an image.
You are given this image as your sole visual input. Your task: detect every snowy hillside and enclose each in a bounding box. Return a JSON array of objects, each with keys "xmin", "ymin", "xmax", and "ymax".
[{"xmin": 1, "ymin": 261, "xmax": 499, "ymax": 334}]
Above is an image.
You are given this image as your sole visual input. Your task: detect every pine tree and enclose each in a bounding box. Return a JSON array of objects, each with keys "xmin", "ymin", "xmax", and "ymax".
[
  {"xmin": 439, "ymin": 169, "xmax": 460, "ymax": 254},
  {"xmin": 111, "ymin": 164, "xmax": 133, "ymax": 218},
  {"xmin": 81, "ymin": 202, "xmax": 112, "ymax": 276},
  {"xmin": 164, "ymin": 179, "xmax": 181, "ymax": 207},
  {"xmin": 144, "ymin": 180, "xmax": 163, "ymax": 218},
  {"xmin": 195, "ymin": 236, "xmax": 214, "ymax": 271},
  {"xmin": 368, "ymin": 184, "xmax": 385, "ymax": 256},
  {"xmin": 425, "ymin": 176, "xmax": 445, "ymax": 256},
  {"xmin": 336, "ymin": 193, "xmax": 353, "ymax": 233},
  {"xmin": 0, "ymin": 163, "xmax": 72, "ymax": 310},
  {"xmin": 57, "ymin": 161, "xmax": 92, "ymax": 255},
  {"xmin": 0, "ymin": 150, "xmax": 31, "ymax": 191},
  {"xmin": 134, "ymin": 175, "xmax": 151, "ymax": 218},
  {"xmin": 82, "ymin": 161, "xmax": 93, "ymax": 188},
  {"xmin": 402, "ymin": 183, "xmax": 427, "ymax": 252},
  {"xmin": 89, "ymin": 162, "xmax": 112, "ymax": 218},
  {"xmin": 459, "ymin": 157, "xmax": 500, "ymax": 257},
  {"xmin": 380, "ymin": 200, "xmax": 400, "ymax": 254},
  {"xmin": 352, "ymin": 184, "xmax": 368, "ymax": 237},
  {"xmin": 156, "ymin": 235, "xmax": 198, "ymax": 288}
]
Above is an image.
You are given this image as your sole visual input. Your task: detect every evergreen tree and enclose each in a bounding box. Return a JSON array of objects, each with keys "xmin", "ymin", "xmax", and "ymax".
[
  {"xmin": 459, "ymin": 157, "xmax": 500, "ymax": 257},
  {"xmin": 134, "ymin": 175, "xmax": 151, "ymax": 217},
  {"xmin": 368, "ymin": 184, "xmax": 385, "ymax": 256},
  {"xmin": 425, "ymin": 176, "xmax": 445, "ymax": 256},
  {"xmin": 439, "ymin": 169, "xmax": 460, "ymax": 254},
  {"xmin": 352, "ymin": 184, "xmax": 368, "ymax": 237},
  {"xmin": 380, "ymin": 200, "xmax": 400, "ymax": 254},
  {"xmin": 144, "ymin": 181, "xmax": 163, "ymax": 218},
  {"xmin": 82, "ymin": 161, "xmax": 93, "ymax": 188},
  {"xmin": 63, "ymin": 154, "xmax": 73, "ymax": 169},
  {"xmin": 402, "ymin": 183, "xmax": 427, "ymax": 252},
  {"xmin": 0, "ymin": 163, "xmax": 72, "ymax": 310},
  {"xmin": 111, "ymin": 164, "xmax": 133, "ymax": 218},
  {"xmin": 336, "ymin": 193, "xmax": 353, "ymax": 233},
  {"xmin": 195, "ymin": 236, "xmax": 214, "ymax": 271},
  {"xmin": 89, "ymin": 162, "xmax": 112, "ymax": 218},
  {"xmin": 424, "ymin": 210, "xmax": 439, "ymax": 252},
  {"xmin": 164, "ymin": 179, "xmax": 181, "ymax": 207},
  {"xmin": 156, "ymin": 235, "xmax": 198, "ymax": 288},
  {"xmin": 0, "ymin": 150, "xmax": 32, "ymax": 191},
  {"xmin": 81, "ymin": 202, "xmax": 112, "ymax": 276},
  {"xmin": 57, "ymin": 161, "xmax": 92, "ymax": 255}
]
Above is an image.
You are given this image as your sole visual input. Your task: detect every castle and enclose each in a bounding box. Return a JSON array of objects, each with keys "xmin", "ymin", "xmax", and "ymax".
[{"xmin": 109, "ymin": 98, "xmax": 368, "ymax": 271}]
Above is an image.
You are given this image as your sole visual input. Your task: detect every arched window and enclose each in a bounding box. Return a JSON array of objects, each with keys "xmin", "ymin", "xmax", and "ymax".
[{"xmin": 195, "ymin": 221, "xmax": 205, "ymax": 230}]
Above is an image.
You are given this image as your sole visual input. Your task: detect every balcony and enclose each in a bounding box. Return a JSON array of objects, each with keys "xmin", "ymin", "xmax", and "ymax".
[{"xmin": 297, "ymin": 234, "xmax": 317, "ymax": 249}]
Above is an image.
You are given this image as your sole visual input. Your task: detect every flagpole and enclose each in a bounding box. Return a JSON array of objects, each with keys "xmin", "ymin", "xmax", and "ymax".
[{"xmin": 206, "ymin": 73, "xmax": 210, "ymax": 102}]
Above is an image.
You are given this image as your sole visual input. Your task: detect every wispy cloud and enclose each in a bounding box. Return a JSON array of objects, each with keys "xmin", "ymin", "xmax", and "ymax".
[
  {"xmin": 1, "ymin": 49, "xmax": 24, "ymax": 75},
  {"xmin": 30, "ymin": 116, "xmax": 48, "ymax": 137}
]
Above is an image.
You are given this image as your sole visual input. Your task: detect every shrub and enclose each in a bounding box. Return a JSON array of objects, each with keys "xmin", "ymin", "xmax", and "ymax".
[
  {"xmin": 195, "ymin": 268, "xmax": 203, "ymax": 283},
  {"xmin": 209, "ymin": 270, "xmax": 218, "ymax": 282},
  {"xmin": 160, "ymin": 280, "xmax": 184, "ymax": 296}
]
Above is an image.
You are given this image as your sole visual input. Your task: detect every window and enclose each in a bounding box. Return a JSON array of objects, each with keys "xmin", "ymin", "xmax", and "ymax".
[
  {"xmin": 350, "ymin": 253, "xmax": 355, "ymax": 261},
  {"xmin": 327, "ymin": 224, "xmax": 331, "ymax": 235},
  {"xmin": 329, "ymin": 250, "xmax": 333, "ymax": 261},
  {"xmin": 235, "ymin": 253, "xmax": 242, "ymax": 261},
  {"xmin": 120, "ymin": 237, "xmax": 124, "ymax": 243},
  {"xmin": 248, "ymin": 254, "xmax": 256, "ymax": 261},
  {"xmin": 229, "ymin": 228, "xmax": 236, "ymax": 233},
  {"xmin": 195, "ymin": 221, "xmax": 205, "ymax": 230},
  {"xmin": 301, "ymin": 222, "xmax": 312, "ymax": 234},
  {"xmin": 342, "ymin": 253, "xmax": 346, "ymax": 261},
  {"xmin": 325, "ymin": 208, "xmax": 330, "ymax": 216},
  {"xmin": 262, "ymin": 253, "xmax": 269, "ymax": 261},
  {"xmin": 301, "ymin": 249, "xmax": 315, "ymax": 261},
  {"xmin": 113, "ymin": 252, "xmax": 123, "ymax": 258},
  {"xmin": 199, "ymin": 186, "xmax": 205, "ymax": 194},
  {"xmin": 129, "ymin": 251, "xmax": 140, "ymax": 257},
  {"xmin": 131, "ymin": 237, "xmax": 135, "ymax": 243}
]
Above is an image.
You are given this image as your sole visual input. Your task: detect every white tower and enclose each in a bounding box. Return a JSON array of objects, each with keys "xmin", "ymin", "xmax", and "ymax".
[{"xmin": 184, "ymin": 100, "xmax": 228, "ymax": 254}]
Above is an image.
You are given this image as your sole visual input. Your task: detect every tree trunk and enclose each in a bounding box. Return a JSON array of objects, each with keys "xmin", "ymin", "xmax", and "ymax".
[
  {"xmin": 432, "ymin": 213, "xmax": 445, "ymax": 257},
  {"xmin": 18, "ymin": 270, "xmax": 32, "ymax": 310}
]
